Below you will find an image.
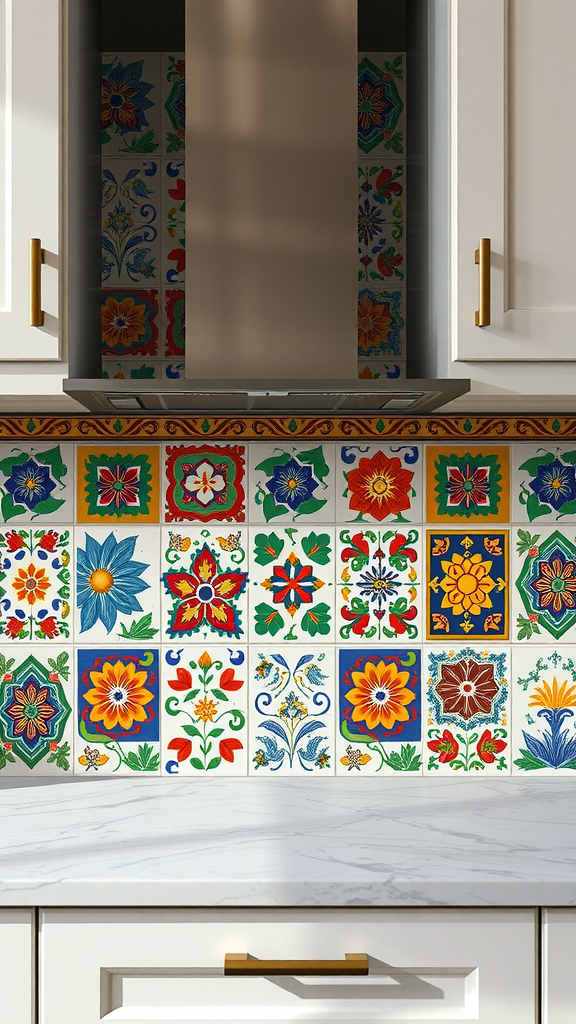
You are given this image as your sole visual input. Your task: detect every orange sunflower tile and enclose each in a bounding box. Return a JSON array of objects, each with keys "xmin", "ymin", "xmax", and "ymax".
[
  {"xmin": 425, "ymin": 445, "xmax": 510, "ymax": 524},
  {"xmin": 76, "ymin": 446, "xmax": 160, "ymax": 523}
]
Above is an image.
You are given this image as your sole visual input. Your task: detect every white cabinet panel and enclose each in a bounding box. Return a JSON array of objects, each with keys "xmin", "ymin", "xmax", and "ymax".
[
  {"xmin": 40, "ymin": 908, "xmax": 536, "ymax": 1024},
  {"xmin": 0, "ymin": 909, "xmax": 34, "ymax": 1024},
  {"xmin": 542, "ymin": 908, "xmax": 576, "ymax": 1024}
]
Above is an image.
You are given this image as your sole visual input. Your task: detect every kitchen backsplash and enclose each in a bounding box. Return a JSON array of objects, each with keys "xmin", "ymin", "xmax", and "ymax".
[{"xmin": 0, "ymin": 423, "xmax": 575, "ymax": 777}]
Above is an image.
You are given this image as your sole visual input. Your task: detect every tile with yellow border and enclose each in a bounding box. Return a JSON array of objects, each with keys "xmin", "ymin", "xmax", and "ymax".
[
  {"xmin": 425, "ymin": 445, "xmax": 510, "ymax": 523},
  {"xmin": 76, "ymin": 445, "xmax": 160, "ymax": 523}
]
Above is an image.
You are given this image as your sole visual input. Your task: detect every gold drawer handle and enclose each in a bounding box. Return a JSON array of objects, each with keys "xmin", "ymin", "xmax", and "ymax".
[
  {"xmin": 30, "ymin": 237, "xmax": 45, "ymax": 327},
  {"xmin": 224, "ymin": 953, "xmax": 369, "ymax": 976},
  {"xmin": 474, "ymin": 237, "xmax": 491, "ymax": 326}
]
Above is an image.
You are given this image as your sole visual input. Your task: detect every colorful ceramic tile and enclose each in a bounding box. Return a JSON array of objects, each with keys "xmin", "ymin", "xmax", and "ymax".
[
  {"xmin": 76, "ymin": 445, "xmax": 160, "ymax": 523},
  {"xmin": 162, "ymin": 527, "xmax": 248, "ymax": 643},
  {"xmin": 358, "ymin": 164, "xmax": 405, "ymax": 286},
  {"xmin": 164, "ymin": 444, "xmax": 246, "ymax": 523},
  {"xmin": 337, "ymin": 444, "xmax": 422, "ymax": 523},
  {"xmin": 514, "ymin": 444, "xmax": 576, "ymax": 523},
  {"xmin": 165, "ymin": 288, "xmax": 185, "ymax": 356},
  {"xmin": 0, "ymin": 648, "xmax": 73, "ymax": 775},
  {"xmin": 425, "ymin": 646, "xmax": 510, "ymax": 774},
  {"xmin": 250, "ymin": 647, "xmax": 335, "ymax": 775},
  {"xmin": 163, "ymin": 54, "xmax": 185, "ymax": 154},
  {"xmin": 75, "ymin": 648, "xmax": 160, "ymax": 774},
  {"xmin": 101, "ymin": 289, "xmax": 159, "ymax": 357},
  {"xmin": 359, "ymin": 163, "xmax": 405, "ymax": 223},
  {"xmin": 358, "ymin": 359, "xmax": 406, "ymax": 379},
  {"xmin": 162, "ymin": 646, "xmax": 247, "ymax": 775},
  {"xmin": 102, "ymin": 159, "xmax": 159, "ymax": 285},
  {"xmin": 338, "ymin": 527, "xmax": 421, "ymax": 642},
  {"xmin": 358, "ymin": 53, "xmax": 405, "ymax": 155},
  {"xmin": 512, "ymin": 647, "xmax": 576, "ymax": 775},
  {"xmin": 102, "ymin": 359, "xmax": 162, "ymax": 380},
  {"xmin": 249, "ymin": 443, "xmax": 335, "ymax": 523},
  {"xmin": 162, "ymin": 361, "xmax": 185, "ymax": 379},
  {"xmin": 425, "ymin": 445, "xmax": 510, "ymax": 523},
  {"xmin": 74, "ymin": 527, "xmax": 160, "ymax": 645},
  {"xmin": 249, "ymin": 527, "xmax": 335, "ymax": 643},
  {"xmin": 514, "ymin": 527, "xmax": 576, "ymax": 642},
  {"xmin": 0, "ymin": 443, "xmax": 74, "ymax": 523},
  {"xmin": 163, "ymin": 160, "xmax": 185, "ymax": 284},
  {"xmin": 336, "ymin": 648, "xmax": 422, "ymax": 775},
  {"xmin": 358, "ymin": 288, "xmax": 405, "ymax": 359},
  {"xmin": 427, "ymin": 531, "xmax": 509, "ymax": 640},
  {"xmin": 0, "ymin": 528, "xmax": 71, "ymax": 642},
  {"xmin": 101, "ymin": 54, "xmax": 161, "ymax": 157}
]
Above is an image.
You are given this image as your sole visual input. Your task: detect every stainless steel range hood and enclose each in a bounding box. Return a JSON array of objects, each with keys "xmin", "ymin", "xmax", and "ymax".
[{"xmin": 63, "ymin": 0, "xmax": 469, "ymax": 414}]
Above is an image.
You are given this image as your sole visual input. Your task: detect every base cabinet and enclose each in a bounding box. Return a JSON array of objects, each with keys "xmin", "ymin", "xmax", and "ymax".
[
  {"xmin": 542, "ymin": 909, "xmax": 576, "ymax": 1024},
  {"xmin": 0, "ymin": 909, "xmax": 34, "ymax": 1024}
]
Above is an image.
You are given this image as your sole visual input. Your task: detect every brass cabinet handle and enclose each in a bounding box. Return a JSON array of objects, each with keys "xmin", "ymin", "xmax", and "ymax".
[
  {"xmin": 224, "ymin": 953, "xmax": 369, "ymax": 976},
  {"xmin": 30, "ymin": 237, "xmax": 45, "ymax": 327},
  {"xmin": 474, "ymin": 237, "xmax": 491, "ymax": 326}
]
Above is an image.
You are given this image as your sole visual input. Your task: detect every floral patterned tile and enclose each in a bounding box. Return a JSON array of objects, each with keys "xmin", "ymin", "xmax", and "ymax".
[
  {"xmin": 336, "ymin": 648, "xmax": 422, "ymax": 775},
  {"xmin": 162, "ymin": 361, "xmax": 185, "ymax": 379},
  {"xmin": 74, "ymin": 526, "xmax": 160, "ymax": 645},
  {"xmin": 338, "ymin": 527, "xmax": 421, "ymax": 643},
  {"xmin": 162, "ymin": 161, "xmax": 185, "ymax": 285},
  {"xmin": 249, "ymin": 527, "xmax": 335, "ymax": 643},
  {"xmin": 102, "ymin": 359, "xmax": 162, "ymax": 380},
  {"xmin": 102, "ymin": 159, "xmax": 160, "ymax": 286},
  {"xmin": 163, "ymin": 444, "xmax": 246, "ymax": 523},
  {"xmin": 162, "ymin": 646, "xmax": 247, "ymax": 775},
  {"xmin": 513, "ymin": 526, "xmax": 576, "ymax": 643},
  {"xmin": 337, "ymin": 443, "xmax": 422, "ymax": 524},
  {"xmin": 75, "ymin": 648, "xmax": 160, "ymax": 774},
  {"xmin": 162, "ymin": 54, "xmax": 185, "ymax": 155},
  {"xmin": 512, "ymin": 647, "xmax": 576, "ymax": 776},
  {"xmin": 358, "ymin": 53, "xmax": 405, "ymax": 156},
  {"xmin": 358, "ymin": 288, "xmax": 405, "ymax": 360},
  {"xmin": 0, "ymin": 648, "xmax": 73, "ymax": 775},
  {"xmin": 0, "ymin": 443, "xmax": 74, "ymax": 523},
  {"xmin": 161, "ymin": 527, "xmax": 249, "ymax": 644},
  {"xmin": 0, "ymin": 528, "xmax": 71, "ymax": 642},
  {"xmin": 76, "ymin": 445, "xmax": 160, "ymax": 523},
  {"xmin": 427, "ymin": 531, "xmax": 509, "ymax": 641},
  {"xmin": 164, "ymin": 288, "xmax": 185, "ymax": 357},
  {"xmin": 358, "ymin": 359, "xmax": 406, "ymax": 379},
  {"xmin": 425, "ymin": 445, "xmax": 510, "ymax": 523},
  {"xmin": 248, "ymin": 443, "xmax": 335, "ymax": 523},
  {"xmin": 101, "ymin": 289, "xmax": 159, "ymax": 358},
  {"xmin": 513, "ymin": 443, "xmax": 576, "ymax": 523},
  {"xmin": 424, "ymin": 646, "xmax": 511, "ymax": 774},
  {"xmin": 249, "ymin": 647, "xmax": 335, "ymax": 775},
  {"xmin": 358, "ymin": 163, "xmax": 404, "ymax": 287},
  {"xmin": 102, "ymin": 54, "xmax": 161, "ymax": 157}
]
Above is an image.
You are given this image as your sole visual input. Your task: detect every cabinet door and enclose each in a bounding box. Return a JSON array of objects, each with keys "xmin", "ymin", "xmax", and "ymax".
[
  {"xmin": 0, "ymin": 0, "xmax": 60, "ymax": 360},
  {"xmin": 453, "ymin": 0, "xmax": 576, "ymax": 361},
  {"xmin": 40, "ymin": 908, "xmax": 536, "ymax": 1024},
  {"xmin": 0, "ymin": 909, "xmax": 34, "ymax": 1024},
  {"xmin": 542, "ymin": 908, "xmax": 576, "ymax": 1024}
]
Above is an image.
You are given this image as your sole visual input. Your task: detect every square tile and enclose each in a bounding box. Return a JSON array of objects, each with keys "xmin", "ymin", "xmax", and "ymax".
[
  {"xmin": 102, "ymin": 159, "xmax": 160, "ymax": 286},
  {"xmin": 162, "ymin": 646, "xmax": 247, "ymax": 775},
  {"xmin": 0, "ymin": 648, "xmax": 73, "ymax": 775},
  {"xmin": 75, "ymin": 648, "xmax": 160, "ymax": 774},
  {"xmin": 358, "ymin": 288, "xmax": 405, "ymax": 359},
  {"xmin": 0, "ymin": 527, "xmax": 71, "ymax": 642},
  {"xmin": 102, "ymin": 54, "xmax": 161, "ymax": 157},
  {"xmin": 162, "ymin": 160, "xmax": 185, "ymax": 284},
  {"xmin": 162, "ymin": 360, "xmax": 185, "ymax": 379},
  {"xmin": 425, "ymin": 445, "xmax": 511, "ymax": 523},
  {"xmin": 358, "ymin": 53, "xmax": 405, "ymax": 155},
  {"xmin": 513, "ymin": 526, "xmax": 576, "ymax": 642},
  {"xmin": 76, "ymin": 445, "xmax": 160, "ymax": 523},
  {"xmin": 102, "ymin": 359, "xmax": 162, "ymax": 380},
  {"xmin": 337, "ymin": 443, "xmax": 422, "ymax": 523},
  {"xmin": 512, "ymin": 647, "xmax": 576, "ymax": 775},
  {"xmin": 336, "ymin": 648, "xmax": 422, "ymax": 775},
  {"xmin": 162, "ymin": 54, "xmax": 185, "ymax": 154},
  {"xmin": 513, "ymin": 443, "xmax": 576, "ymax": 523},
  {"xmin": 248, "ymin": 443, "xmax": 335, "ymax": 523},
  {"xmin": 0, "ymin": 443, "xmax": 74, "ymax": 523},
  {"xmin": 338, "ymin": 527, "xmax": 421, "ymax": 642},
  {"xmin": 164, "ymin": 288, "xmax": 185, "ymax": 357},
  {"xmin": 101, "ymin": 289, "xmax": 159, "ymax": 358},
  {"xmin": 359, "ymin": 163, "xmax": 405, "ymax": 286},
  {"xmin": 164, "ymin": 444, "xmax": 246, "ymax": 523},
  {"xmin": 427, "ymin": 531, "xmax": 509, "ymax": 640},
  {"xmin": 75, "ymin": 526, "xmax": 160, "ymax": 645},
  {"xmin": 424, "ymin": 646, "xmax": 510, "ymax": 774},
  {"xmin": 359, "ymin": 162, "xmax": 405, "ymax": 224},
  {"xmin": 250, "ymin": 647, "xmax": 335, "ymax": 775},
  {"xmin": 249, "ymin": 527, "xmax": 335, "ymax": 643},
  {"xmin": 162, "ymin": 527, "xmax": 249, "ymax": 643},
  {"xmin": 358, "ymin": 359, "xmax": 406, "ymax": 379}
]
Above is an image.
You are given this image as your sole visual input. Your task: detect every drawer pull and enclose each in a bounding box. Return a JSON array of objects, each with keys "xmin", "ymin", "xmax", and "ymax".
[
  {"xmin": 224, "ymin": 953, "xmax": 369, "ymax": 976},
  {"xmin": 474, "ymin": 237, "xmax": 491, "ymax": 326},
  {"xmin": 30, "ymin": 237, "xmax": 45, "ymax": 327}
]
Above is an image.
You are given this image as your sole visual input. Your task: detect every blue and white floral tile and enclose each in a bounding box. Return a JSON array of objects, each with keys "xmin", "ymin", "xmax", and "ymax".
[
  {"xmin": 74, "ymin": 526, "xmax": 160, "ymax": 646},
  {"xmin": 336, "ymin": 647, "xmax": 422, "ymax": 775},
  {"xmin": 0, "ymin": 647, "xmax": 73, "ymax": 776},
  {"xmin": 74, "ymin": 647, "xmax": 160, "ymax": 775},
  {"xmin": 0, "ymin": 443, "xmax": 74, "ymax": 523},
  {"xmin": 249, "ymin": 646, "xmax": 335, "ymax": 775},
  {"xmin": 163, "ymin": 443, "xmax": 246, "ymax": 524},
  {"xmin": 358, "ymin": 359, "xmax": 405, "ymax": 380},
  {"xmin": 102, "ymin": 54, "xmax": 161, "ymax": 157},
  {"xmin": 512, "ymin": 646, "xmax": 576, "ymax": 776},
  {"xmin": 424, "ymin": 646, "xmax": 511, "ymax": 774},
  {"xmin": 0, "ymin": 527, "xmax": 71, "ymax": 643},
  {"xmin": 102, "ymin": 159, "xmax": 160, "ymax": 286},
  {"xmin": 161, "ymin": 527, "xmax": 249, "ymax": 644},
  {"xmin": 513, "ymin": 443, "xmax": 576, "ymax": 523},
  {"xmin": 358, "ymin": 288, "xmax": 405, "ymax": 360},
  {"xmin": 358, "ymin": 162, "xmax": 404, "ymax": 288},
  {"xmin": 337, "ymin": 443, "xmax": 422, "ymax": 524},
  {"xmin": 513, "ymin": 526, "xmax": 576, "ymax": 644},
  {"xmin": 249, "ymin": 527, "xmax": 335, "ymax": 643},
  {"xmin": 248, "ymin": 443, "xmax": 336, "ymax": 524},
  {"xmin": 162, "ymin": 54, "xmax": 185, "ymax": 155},
  {"xmin": 161, "ymin": 646, "xmax": 248, "ymax": 776},
  {"xmin": 102, "ymin": 359, "xmax": 163, "ymax": 380},
  {"xmin": 162, "ymin": 160, "xmax": 185, "ymax": 285},
  {"xmin": 358, "ymin": 53, "xmax": 406, "ymax": 156}
]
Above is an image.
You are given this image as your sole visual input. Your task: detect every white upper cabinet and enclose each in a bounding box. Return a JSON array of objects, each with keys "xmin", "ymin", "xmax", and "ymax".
[{"xmin": 452, "ymin": 0, "xmax": 576, "ymax": 362}]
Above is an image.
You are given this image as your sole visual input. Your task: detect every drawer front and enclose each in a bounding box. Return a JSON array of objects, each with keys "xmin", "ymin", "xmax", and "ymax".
[
  {"xmin": 0, "ymin": 909, "xmax": 34, "ymax": 1024},
  {"xmin": 39, "ymin": 908, "xmax": 536, "ymax": 1024},
  {"xmin": 542, "ymin": 908, "xmax": 576, "ymax": 1024}
]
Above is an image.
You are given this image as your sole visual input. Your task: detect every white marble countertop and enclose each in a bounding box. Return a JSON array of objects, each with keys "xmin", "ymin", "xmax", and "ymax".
[{"xmin": 0, "ymin": 776, "xmax": 575, "ymax": 906}]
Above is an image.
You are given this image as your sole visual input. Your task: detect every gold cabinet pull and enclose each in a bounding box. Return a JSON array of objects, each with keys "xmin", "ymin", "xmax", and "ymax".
[
  {"xmin": 30, "ymin": 237, "xmax": 45, "ymax": 327},
  {"xmin": 224, "ymin": 953, "xmax": 369, "ymax": 976},
  {"xmin": 474, "ymin": 237, "xmax": 491, "ymax": 326}
]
